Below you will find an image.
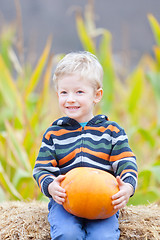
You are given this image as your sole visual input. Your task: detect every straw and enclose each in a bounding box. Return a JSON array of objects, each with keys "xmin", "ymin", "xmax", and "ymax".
[{"xmin": 0, "ymin": 201, "xmax": 159, "ymax": 239}]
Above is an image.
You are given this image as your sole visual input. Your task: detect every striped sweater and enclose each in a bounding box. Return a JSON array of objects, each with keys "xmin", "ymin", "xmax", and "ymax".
[{"xmin": 33, "ymin": 115, "xmax": 138, "ymax": 198}]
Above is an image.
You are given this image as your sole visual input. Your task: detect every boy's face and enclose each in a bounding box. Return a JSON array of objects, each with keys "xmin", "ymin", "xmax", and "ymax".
[{"xmin": 57, "ymin": 74, "xmax": 103, "ymax": 123}]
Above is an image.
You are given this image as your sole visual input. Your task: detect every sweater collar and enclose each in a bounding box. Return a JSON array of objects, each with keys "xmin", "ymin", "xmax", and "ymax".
[{"xmin": 52, "ymin": 115, "xmax": 109, "ymax": 127}]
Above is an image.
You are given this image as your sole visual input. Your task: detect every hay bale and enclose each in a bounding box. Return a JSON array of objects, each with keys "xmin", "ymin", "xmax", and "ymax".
[
  {"xmin": 119, "ymin": 205, "xmax": 160, "ymax": 239},
  {"xmin": 0, "ymin": 201, "xmax": 160, "ymax": 239},
  {"xmin": 0, "ymin": 201, "xmax": 50, "ymax": 240}
]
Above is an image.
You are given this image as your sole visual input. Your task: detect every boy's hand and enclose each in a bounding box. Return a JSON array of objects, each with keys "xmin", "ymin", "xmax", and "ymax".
[
  {"xmin": 48, "ymin": 175, "xmax": 66, "ymax": 205},
  {"xmin": 112, "ymin": 176, "xmax": 133, "ymax": 211}
]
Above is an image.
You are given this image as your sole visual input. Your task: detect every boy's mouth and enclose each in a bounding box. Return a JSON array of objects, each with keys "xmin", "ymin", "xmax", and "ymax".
[
  {"xmin": 66, "ymin": 106, "xmax": 80, "ymax": 110},
  {"xmin": 66, "ymin": 106, "xmax": 80, "ymax": 109}
]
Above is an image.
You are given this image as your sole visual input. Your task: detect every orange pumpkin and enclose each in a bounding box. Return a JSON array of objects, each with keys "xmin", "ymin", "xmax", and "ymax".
[{"xmin": 61, "ymin": 167, "xmax": 119, "ymax": 219}]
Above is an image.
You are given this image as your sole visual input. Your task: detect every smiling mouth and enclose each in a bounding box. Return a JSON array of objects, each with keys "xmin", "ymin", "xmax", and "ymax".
[{"xmin": 66, "ymin": 106, "xmax": 80, "ymax": 110}]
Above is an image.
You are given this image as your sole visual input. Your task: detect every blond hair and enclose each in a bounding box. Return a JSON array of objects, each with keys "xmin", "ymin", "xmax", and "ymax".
[{"xmin": 53, "ymin": 51, "xmax": 103, "ymax": 90}]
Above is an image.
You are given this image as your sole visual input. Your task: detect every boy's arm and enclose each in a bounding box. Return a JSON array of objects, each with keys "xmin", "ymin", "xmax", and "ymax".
[
  {"xmin": 33, "ymin": 134, "xmax": 60, "ymax": 198},
  {"xmin": 109, "ymin": 126, "xmax": 138, "ymax": 210},
  {"xmin": 110, "ymin": 127, "xmax": 138, "ymax": 196}
]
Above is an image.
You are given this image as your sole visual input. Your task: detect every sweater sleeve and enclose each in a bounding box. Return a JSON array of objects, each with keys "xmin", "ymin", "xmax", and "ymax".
[
  {"xmin": 110, "ymin": 128, "xmax": 138, "ymax": 195},
  {"xmin": 33, "ymin": 132, "xmax": 60, "ymax": 198}
]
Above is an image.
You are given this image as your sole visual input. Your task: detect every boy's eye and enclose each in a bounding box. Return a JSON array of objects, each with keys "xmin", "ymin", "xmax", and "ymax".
[
  {"xmin": 60, "ymin": 91, "xmax": 67, "ymax": 95},
  {"xmin": 77, "ymin": 90, "xmax": 84, "ymax": 94}
]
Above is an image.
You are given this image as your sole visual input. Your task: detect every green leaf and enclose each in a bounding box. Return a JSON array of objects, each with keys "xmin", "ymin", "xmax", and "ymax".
[
  {"xmin": 12, "ymin": 168, "xmax": 31, "ymax": 188},
  {"xmin": 153, "ymin": 46, "xmax": 160, "ymax": 69},
  {"xmin": 0, "ymin": 162, "xmax": 22, "ymax": 200},
  {"xmin": 147, "ymin": 72, "xmax": 160, "ymax": 102},
  {"xmin": 102, "ymin": 69, "xmax": 115, "ymax": 113},
  {"xmin": 0, "ymin": 187, "xmax": 6, "ymax": 202},
  {"xmin": 30, "ymin": 54, "xmax": 53, "ymax": 128},
  {"xmin": 0, "ymin": 55, "xmax": 23, "ymax": 121},
  {"xmin": 98, "ymin": 30, "xmax": 115, "ymax": 113},
  {"xmin": 98, "ymin": 30, "xmax": 112, "ymax": 62},
  {"xmin": 148, "ymin": 14, "xmax": 160, "ymax": 47},
  {"xmin": 127, "ymin": 68, "xmax": 144, "ymax": 114},
  {"xmin": 76, "ymin": 13, "xmax": 96, "ymax": 54},
  {"xmin": 138, "ymin": 169, "xmax": 152, "ymax": 190},
  {"xmin": 147, "ymin": 72, "xmax": 160, "ymax": 125},
  {"xmin": 24, "ymin": 37, "xmax": 52, "ymax": 100},
  {"xmin": 0, "ymin": 26, "xmax": 15, "ymax": 69},
  {"xmin": 138, "ymin": 128, "xmax": 155, "ymax": 147},
  {"xmin": 128, "ymin": 189, "xmax": 160, "ymax": 205},
  {"xmin": 151, "ymin": 165, "xmax": 160, "ymax": 184},
  {"xmin": 5, "ymin": 121, "xmax": 32, "ymax": 172}
]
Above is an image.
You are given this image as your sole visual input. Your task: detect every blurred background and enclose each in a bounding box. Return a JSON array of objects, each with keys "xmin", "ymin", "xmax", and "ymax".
[
  {"xmin": 1, "ymin": 0, "xmax": 160, "ymax": 67},
  {"xmin": 0, "ymin": 0, "xmax": 160, "ymax": 204}
]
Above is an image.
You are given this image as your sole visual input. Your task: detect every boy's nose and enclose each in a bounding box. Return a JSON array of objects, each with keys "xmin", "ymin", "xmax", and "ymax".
[{"xmin": 66, "ymin": 93, "xmax": 75, "ymax": 103}]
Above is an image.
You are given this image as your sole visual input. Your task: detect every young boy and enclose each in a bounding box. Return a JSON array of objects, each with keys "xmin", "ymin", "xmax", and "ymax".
[{"xmin": 33, "ymin": 51, "xmax": 138, "ymax": 240}]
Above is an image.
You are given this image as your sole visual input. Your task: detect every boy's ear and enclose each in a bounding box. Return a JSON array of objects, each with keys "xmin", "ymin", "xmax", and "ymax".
[{"xmin": 94, "ymin": 88, "xmax": 103, "ymax": 104}]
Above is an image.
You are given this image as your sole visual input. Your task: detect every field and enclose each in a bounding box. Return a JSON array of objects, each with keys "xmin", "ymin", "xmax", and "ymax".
[{"xmin": 0, "ymin": 4, "xmax": 160, "ymax": 207}]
